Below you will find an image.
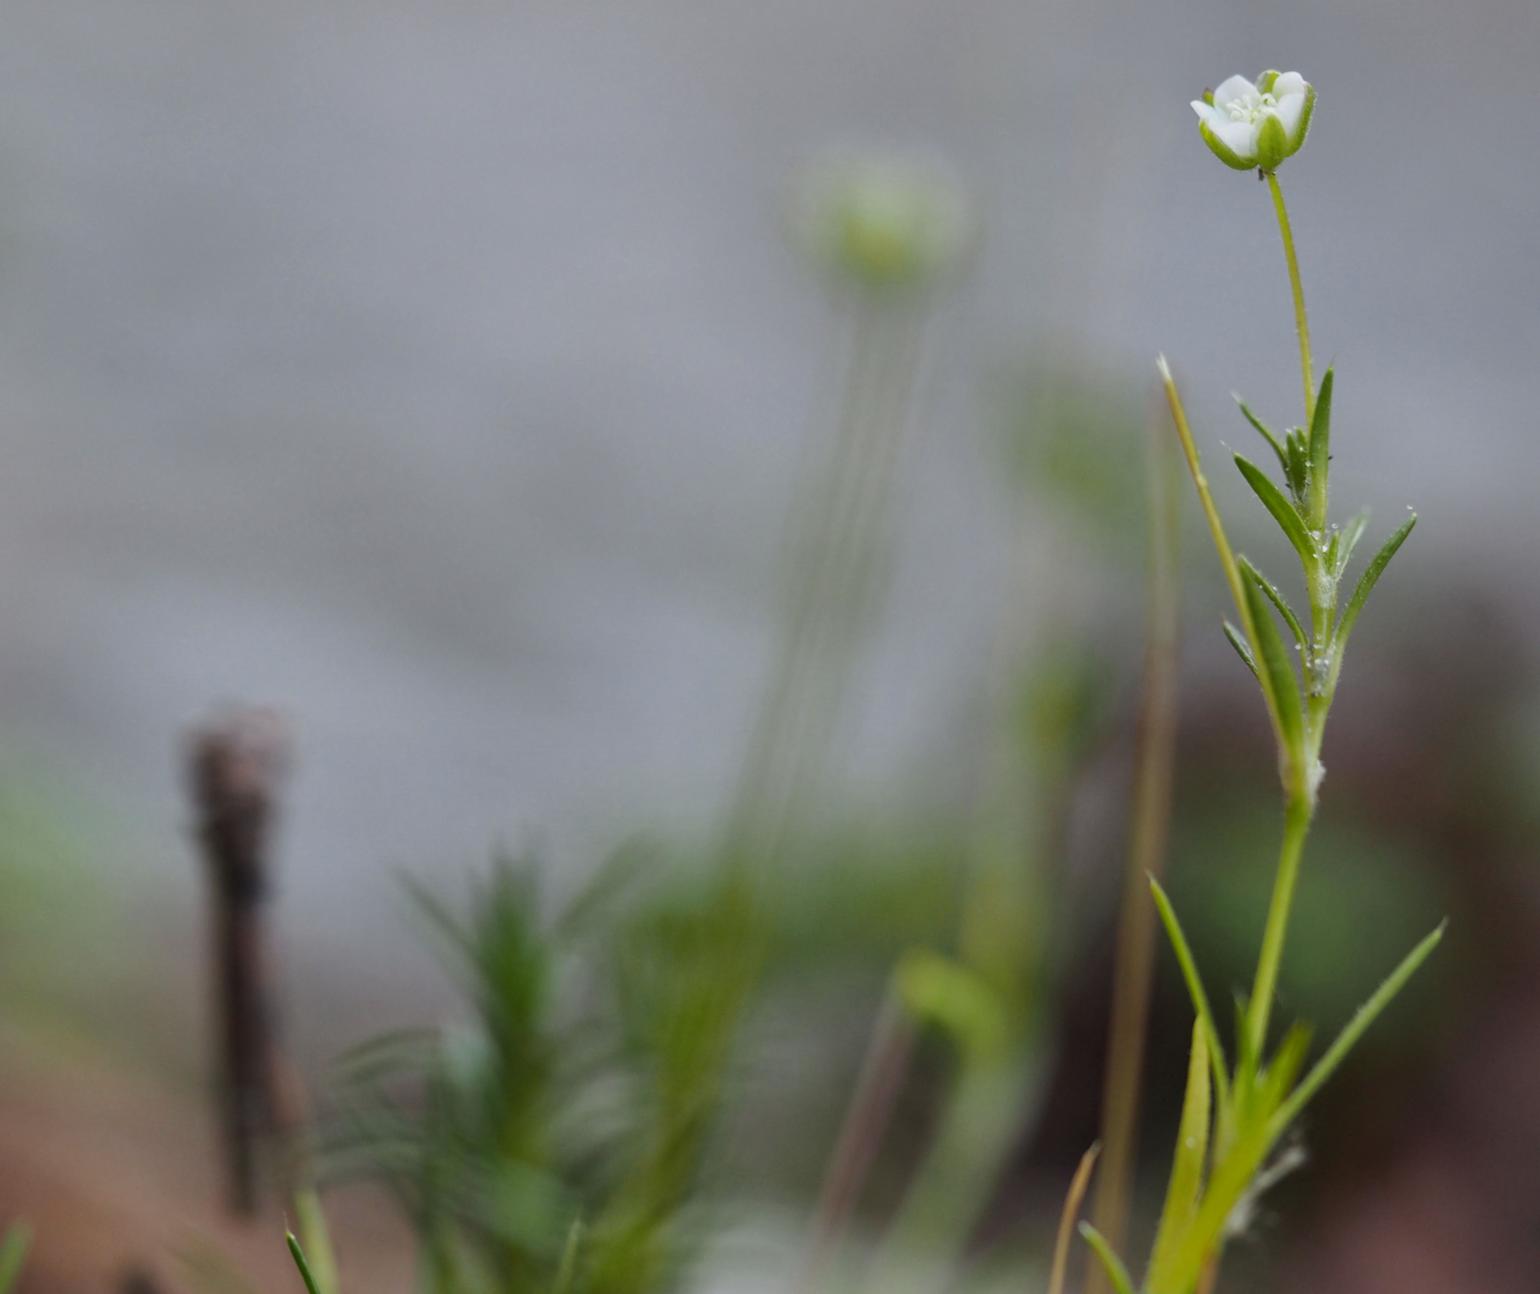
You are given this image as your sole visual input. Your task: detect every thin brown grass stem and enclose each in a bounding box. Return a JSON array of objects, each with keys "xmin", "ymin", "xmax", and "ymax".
[
  {"xmin": 1048, "ymin": 1143, "xmax": 1102, "ymax": 1294},
  {"xmin": 800, "ymin": 979, "xmax": 917, "ymax": 1291},
  {"xmin": 1085, "ymin": 402, "xmax": 1183, "ymax": 1292}
]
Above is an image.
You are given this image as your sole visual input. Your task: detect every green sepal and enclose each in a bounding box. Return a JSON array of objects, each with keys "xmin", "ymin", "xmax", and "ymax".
[
  {"xmin": 1307, "ymin": 368, "xmax": 1334, "ymax": 528},
  {"xmin": 1289, "ymin": 84, "xmax": 1318, "ymax": 156},
  {"xmin": 1255, "ymin": 69, "xmax": 1281, "ymax": 94},
  {"xmin": 1079, "ymin": 1224, "xmax": 1137, "ymax": 1294},
  {"xmin": 1234, "ymin": 454, "xmax": 1315, "ymax": 565},
  {"xmin": 1198, "ymin": 118, "xmax": 1257, "ymax": 170},
  {"xmin": 1223, "ymin": 620, "xmax": 1259, "ymax": 680},
  {"xmin": 1337, "ymin": 513, "xmax": 1417, "ymax": 647},
  {"xmin": 1255, "ymin": 114, "xmax": 1288, "ymax": 172}
]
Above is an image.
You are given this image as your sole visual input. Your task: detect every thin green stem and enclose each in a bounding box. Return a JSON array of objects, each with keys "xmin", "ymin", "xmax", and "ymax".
[
  {"xmin": 1265, "ymin": 171, "xmax": 1313, "ymax": 423},
  {"xmin": 1246, "ymin": 793, "xmax": 1313, "ymax": 1058}
]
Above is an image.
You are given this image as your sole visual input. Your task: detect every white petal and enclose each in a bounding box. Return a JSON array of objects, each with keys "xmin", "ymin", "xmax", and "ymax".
[
  {"xmin": 1211, "ymin": 74, "xmax": 1257, "ymax": 109},
  {"xmin": 1271, "ymin": 72, "xmax": 1308, "ymax": 98},
  {"xmin": 1274, "ymin": 91, "xmax": 1307, "ymax": 138},
  {"xmin": 1208, "ymin": 115, "xmax": 1259, "ymax": 160},
  {"xmin": 1191, "ymin": 100, "xmax": 1226, "ymax": 125}
]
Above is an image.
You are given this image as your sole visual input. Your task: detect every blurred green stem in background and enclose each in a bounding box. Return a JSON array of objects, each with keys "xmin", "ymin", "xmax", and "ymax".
[
  {"xmin": 726, "ymin": 296, "xmax": 925, "ymax": 869},
  {"xmin": 843, "ymin": 385, "xmax": 1131, "ymax": 1288},
  {"xmin": 0, "ymin": 1223, "xmax": 31, "ymax": 1294}
]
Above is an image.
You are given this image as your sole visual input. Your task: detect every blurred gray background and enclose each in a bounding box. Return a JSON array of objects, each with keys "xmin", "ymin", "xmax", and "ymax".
[{"xmin": 1, "ymin": 0, "xmax": 1535, "ymax": 984}]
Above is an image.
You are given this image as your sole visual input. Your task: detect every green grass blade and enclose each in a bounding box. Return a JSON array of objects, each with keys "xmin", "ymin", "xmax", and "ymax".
[
  {"xmin": 1271, "ymin": 921, "xmax": 1445, "ymax": 1136},
  {"xmin": 0, "ymin": 1224, "xmax": 32, "ymax": 1294},
  {"xmin": 1223, "ymin": 620, "xmax": 1258, "ymax": 679},
  {"xmin": 286, "ymin": 1232, "xmax": 326, "ymax": 1294},
  {"xmin": 1238, "ymin": 558, "xmax": 1304, "ymax": 758},
  {"xmin": 292, "ymin": 1191, "xmax": 339, "ymax": 1294},
  {"xmin": 1234, "ymin": 454, "xmax": 1315, "ymax": 563},
  {"xmin": 1234, "ymin": 396, "xmax": 1289, "ymax": 474},
  {"xmin": 1078, "ymin": 1224, "xmax": 1136, "ymax": 1294},
  {"xmin": 1147, "ymin": 1023, "xmax": 1212, "ymax": 1288},
  {"xmin": 1337, "ymin": 513, "xmax": 1417, "ymax": 648},
  {"xmin": 1306, "ymin": 368, "xmax": 1333, "ymax": 528},
  {"xmin": 1150, "ymin": 878, "xmax": 1229, "ymax": 1105}
]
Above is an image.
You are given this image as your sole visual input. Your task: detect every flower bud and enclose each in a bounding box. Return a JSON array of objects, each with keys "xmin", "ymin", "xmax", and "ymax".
[{"xmin": 1191, "ymin": 71, "xmax": 1315, "ymax": 172}]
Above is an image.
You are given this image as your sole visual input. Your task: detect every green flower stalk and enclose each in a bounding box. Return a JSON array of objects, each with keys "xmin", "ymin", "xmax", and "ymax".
[{"xmin": 1081, "ymin": 71, "xmax": 1443, "ymax": 1294}]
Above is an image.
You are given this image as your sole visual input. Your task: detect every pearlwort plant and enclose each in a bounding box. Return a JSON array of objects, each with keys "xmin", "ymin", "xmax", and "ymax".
[{"xmin": 1077, "ymin": 71, "xmax": 1443, "ymax": 1294}]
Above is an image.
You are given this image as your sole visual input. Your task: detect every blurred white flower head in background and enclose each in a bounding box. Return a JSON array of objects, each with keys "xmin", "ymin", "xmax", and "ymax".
[{"xmin": 792, "ymin": 151, "xmax": 976, "ymax": 295}]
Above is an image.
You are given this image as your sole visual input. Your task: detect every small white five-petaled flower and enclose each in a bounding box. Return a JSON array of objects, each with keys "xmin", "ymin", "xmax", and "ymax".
[{"xmin": 1191, "ymin": 71, "xmax": 1315, "ymax": 172}]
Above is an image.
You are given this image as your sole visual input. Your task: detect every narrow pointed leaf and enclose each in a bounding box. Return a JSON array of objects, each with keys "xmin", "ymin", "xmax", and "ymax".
[
  {"xmin": 1335, "ymin": 510, "xmax": 1370, "ymax": 577},
  {"xmin": 291, "ymin": 1190, "xmax": 339, "ymax": 1294},
  {"xmin": 1307, "ymin": 368, "xmax": 1334, "ymax": 528},
  {"xmin": 1246, "ymin": 565, "xmax": 1308, "ymax": 654},
  {"xmin": 1150, "ymin": 878, "xmax": 1229, "ymax": 1103},
  {"xmin": 1147, "ymin": 1023, "xmax": 1212, "ymax": 1288},
  {"xmin": 1232, "ymin": 992, "xmax": 1257, "ymax": 1094},
  {"xmin": 1223, "ymin": 620, "xmax": 1258, "ymax": 680},
  {"xmin": 1239, "ymin": 557, "xmax": 1304, "ymax": 756},
  {"xmin": 1235, "ymin": 397, "xmax": 1288, "ymax": 473},
  {"xmin": 1161, "ymin": 1112, "xmax": 1276, "ymax": 1294},
  {"xmin": 1079, "ymin": 1224, "xmax": 1137, "ymax": 1294},
  {"xmin": 1234, "ymin": 455, "xmax": 1315, "ymax": 563},
  {"xmin": 1285, "ymin": 428, "xmax": 1311, "ymax": 503},
  {"xmin": 287, "ymin": 1233, "xmax": 326, "ymax": 1294},
  {"xmin": 1337, "ymin": 514, "xmax": 1416, "ymax": 647},
  {"xmin": 1271, "ymin": 921, "xmax": 1445, "ymax": 1136},
  {"xmin": 1259, "ymin": 1021, "xmax": 1314, "ymax": 1116}
]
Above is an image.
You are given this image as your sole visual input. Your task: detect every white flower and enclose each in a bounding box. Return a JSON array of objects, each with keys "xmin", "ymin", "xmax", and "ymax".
[{"xmin": 1191, "ymin": 71, "xmax": 1316, "ymax": 172}]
